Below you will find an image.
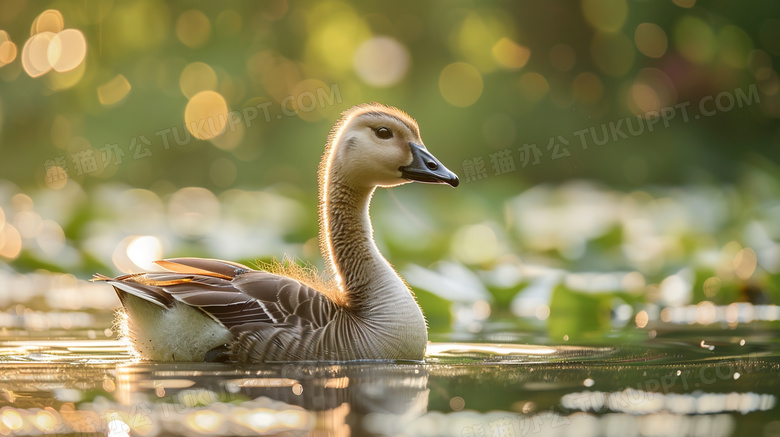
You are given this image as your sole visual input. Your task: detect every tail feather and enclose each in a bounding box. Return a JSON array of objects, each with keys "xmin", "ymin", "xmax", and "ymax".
[
  {"xmin": 95, "ymin": 274, "xmax": 173, "ymax": 308},
  {"xmin": 91, "ymin": 273, "xmax": 113, "ymax": 282},
  {"xmin": 155, "ymin": 258, "xmax": 252, "ymax": 280}
]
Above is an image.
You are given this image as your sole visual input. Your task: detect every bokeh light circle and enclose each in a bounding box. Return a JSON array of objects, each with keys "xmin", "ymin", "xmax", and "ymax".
[
  {"xmin": 98, "ymin": 75, "xmax": 132, "ymax": 106},
  {"xmin": 47, "ymin": 29, "xmax": 87, "ymax": 73},
  {"xmin": 126, "ymin": 236, "xmax": 164, "ymax": 271},
  {"xmin": 31, "ymin": 9, "xmax": 64, "ymax": 35},
  {"xmin": 288, "ymin": 78, "xmax": 338, "ymax": 122},
  {"xmin": 0, "ymin": 40, "xmax": 18, "ymax": 67},
  {"xmin": 185, "ymin": 91, "xmax": 229, "ymax": 140},
  {"xmin": 180, "ymin": 62, "xmax": 218, "ymax": 99},
  {"xmin": 582, "ymin": 0, "xmax": 628, "ymax": 32},
  {"xmin": 635, "ymin": 23, "xmax": 668, "ymax": 58},
  {"xmin": 628, "ymin": 68, "xmax": 677, "ymax": 114},
  {"xmin": 674, "ymin": 16, "xmax": 716, "ymax": 64},
  {"xmin": 176, "ymin": 10, "xmax": 211, "ymax": 49},
  {"xmin": 718, "ymin": 25, "xmax": 753, "ymax": 69},
  {"xmin": 517, "ymin": 72, "xmax": 550, "ymax": 102},
  {"xmin": 491, "ymin": 37, "xmax": 530, "ymax": 70},
  {"xmin": 439, "ymin": 62, "xmax": 483, "ymax": 108},
  {"xmin": 0, "ymin": 223, "xmax": 22, "ymax": 260},
  {"xmin": 353, "ymin": 37, "xmax": 410, "ymax": 87},
  {"xmin": 22, "ymin": 31, "xmax": 55, "ymax": 77}
]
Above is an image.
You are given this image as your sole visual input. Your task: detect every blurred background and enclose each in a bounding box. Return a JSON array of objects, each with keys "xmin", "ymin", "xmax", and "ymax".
[{"xmin": 0, "ymin": 0, "xmax": 779, "ymax": 341}]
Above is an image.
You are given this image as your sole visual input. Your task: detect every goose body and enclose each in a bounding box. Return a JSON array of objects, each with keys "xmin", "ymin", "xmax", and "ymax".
[{"xmin": 95, "ymin": 103, "xmax": 459, "ymax": 363}]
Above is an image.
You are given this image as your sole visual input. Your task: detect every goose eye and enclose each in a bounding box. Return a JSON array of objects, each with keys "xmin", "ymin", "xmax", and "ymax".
[{"xmin": 375, "ymin": 127, "xmax": 393, "ymax": 140}]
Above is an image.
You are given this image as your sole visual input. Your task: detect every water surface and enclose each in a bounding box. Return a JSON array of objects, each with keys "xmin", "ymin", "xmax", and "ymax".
[{"xmin": 1, "ymin": 323, "xmax": 778, "ymax": 436}]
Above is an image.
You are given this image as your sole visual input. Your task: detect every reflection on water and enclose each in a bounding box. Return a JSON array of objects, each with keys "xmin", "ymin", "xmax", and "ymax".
[
  {"xmin": 0, "ymin": 340, "xmax": 127, "ymax": 362},
  {"xmin": 1, "ymin": 331, "xmax": 779, "ymax": 437},
  {"xmin": 407, "ymin": 410, "xmax": 739, "ymax": 437},
  {"xmin": 0, "ymin": 359, "xmax": 429, "ymax": 436}
]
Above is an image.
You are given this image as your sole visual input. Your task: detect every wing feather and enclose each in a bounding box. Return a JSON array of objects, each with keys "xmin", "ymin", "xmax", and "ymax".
[
  {"xmin": 155, "ymin": 257, "xmax": 253, "ymax": 279},
  {"xmin": 99, "ymin": 258, "xmax": 339, "ymax": 334},
  {"xmin": 105, "ymin": 276, "xmax": 173, "ymax": 307}
]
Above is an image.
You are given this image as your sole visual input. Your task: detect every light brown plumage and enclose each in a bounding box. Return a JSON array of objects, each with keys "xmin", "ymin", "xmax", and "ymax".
[{"xmin": 95, "ymin": 103, "xmax": 459, "ymax": 363}]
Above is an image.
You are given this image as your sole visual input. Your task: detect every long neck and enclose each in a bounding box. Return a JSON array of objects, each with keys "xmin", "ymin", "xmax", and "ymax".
[{"xmin": 319, "ymin": 172, "xmax": 411, "ymax": 311}]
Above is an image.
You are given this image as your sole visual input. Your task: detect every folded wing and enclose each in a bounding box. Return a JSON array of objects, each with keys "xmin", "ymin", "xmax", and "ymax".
[{"xmin": 96, "ymin": 257, "xmax": 339, "ymax": 331}]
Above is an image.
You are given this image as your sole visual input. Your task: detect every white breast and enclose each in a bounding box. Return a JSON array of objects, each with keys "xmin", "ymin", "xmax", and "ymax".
[{"xmin": 119, "ymin": 295, "xmax": 232, "ymax": 361}]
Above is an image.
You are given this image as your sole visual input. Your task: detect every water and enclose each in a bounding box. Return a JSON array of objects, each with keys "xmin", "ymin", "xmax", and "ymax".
[{"xmin": 1, "ymin": 323, "xmax": 779, "ymax": 437}]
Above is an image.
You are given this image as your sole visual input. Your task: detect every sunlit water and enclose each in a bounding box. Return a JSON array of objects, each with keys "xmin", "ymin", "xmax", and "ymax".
[{"xmin": 1, "ymin": 321, "xmax": 779, "ymax": 437}]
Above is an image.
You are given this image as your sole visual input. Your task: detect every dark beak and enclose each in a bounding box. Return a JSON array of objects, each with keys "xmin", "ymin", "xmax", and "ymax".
[{"xmin": 399, "ymin": 143, "xmax": 459, "ymax": 187}]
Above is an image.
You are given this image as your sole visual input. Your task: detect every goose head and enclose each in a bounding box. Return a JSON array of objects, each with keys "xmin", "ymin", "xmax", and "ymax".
[{"xmin": 326, "ymin": 104, "xmax": 459, "ymax": 189}]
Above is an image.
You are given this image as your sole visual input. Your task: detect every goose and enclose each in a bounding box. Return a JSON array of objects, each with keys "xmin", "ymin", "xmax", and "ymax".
[{"xmin": 94, "ymin": 103, "xmax": 459, "ymax": 363}]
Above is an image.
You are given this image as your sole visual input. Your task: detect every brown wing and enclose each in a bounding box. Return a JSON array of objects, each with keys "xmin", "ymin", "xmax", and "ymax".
[{"xmin": 95, "ymin": 257, "xmax": 339, "ymax": 330}]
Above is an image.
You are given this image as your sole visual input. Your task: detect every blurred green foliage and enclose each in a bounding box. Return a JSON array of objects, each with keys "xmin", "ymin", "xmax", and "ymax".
[
  {"xmin": 0, "ymin": 0, "xmax": 777, "ymax": 191},
  {"xmin": 1, "ymin": 0, "xmax": 779, "ymax": 336}
]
